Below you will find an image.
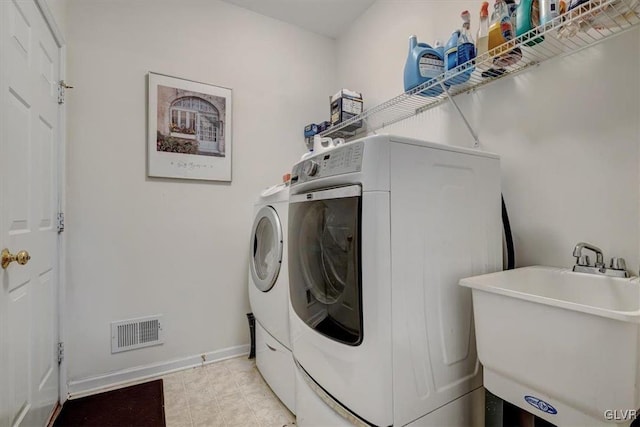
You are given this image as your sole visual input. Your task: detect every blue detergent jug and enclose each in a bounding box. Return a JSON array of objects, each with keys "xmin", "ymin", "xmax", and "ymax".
[
  {"xmin": 403, "ymin": 35, "xmax": 444, "ymax": 97},
  {"xmin": 444, "ymin": 30, "xmax": 460, "ymax": 86}
]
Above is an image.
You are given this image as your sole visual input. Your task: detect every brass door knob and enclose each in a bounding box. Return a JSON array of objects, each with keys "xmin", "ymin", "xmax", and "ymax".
[{"xmin": 1, "ymin": 248, "xmax": 31, "ymax": 269}]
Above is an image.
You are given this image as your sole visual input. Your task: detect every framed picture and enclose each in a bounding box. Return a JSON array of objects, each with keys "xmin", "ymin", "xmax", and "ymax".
[{"xmin": 148, "ymin": 72, "xmax": 232, "ymax": 181}]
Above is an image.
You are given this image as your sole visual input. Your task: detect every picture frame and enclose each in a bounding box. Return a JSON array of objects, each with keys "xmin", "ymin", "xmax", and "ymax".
[{"xmin": 147, "ymin": 72, "xmax": 232, "ymax": 181}]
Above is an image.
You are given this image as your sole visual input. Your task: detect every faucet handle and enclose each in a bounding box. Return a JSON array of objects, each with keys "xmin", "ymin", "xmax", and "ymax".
[
  {"xmin": 577, "ymin": 255, "xmax": 591, "ymax": 266},
  {"xmin": 610, "ymin": 257, "xmax": 627, "ymax": 271}
]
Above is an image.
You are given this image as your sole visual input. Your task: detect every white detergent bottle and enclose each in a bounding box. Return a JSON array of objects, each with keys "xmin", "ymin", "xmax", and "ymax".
[
  {"xmin": 456, "ymin": 10, "xmax": 476, "ymax": 80},
  {"xmin": 477, "ymin": 2, "xmax": 490, "ymax": 70}
]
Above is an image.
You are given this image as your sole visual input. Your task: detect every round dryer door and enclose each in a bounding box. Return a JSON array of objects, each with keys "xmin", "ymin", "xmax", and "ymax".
[{"xmin": 250, "ymin": 206, "xmax": 283, "ymax": 292}]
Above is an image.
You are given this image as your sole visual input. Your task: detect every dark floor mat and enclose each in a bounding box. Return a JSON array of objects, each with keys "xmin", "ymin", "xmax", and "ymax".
[{"xmin": 53, "ymin": 380, "xmax": 165, "ymax": 427}]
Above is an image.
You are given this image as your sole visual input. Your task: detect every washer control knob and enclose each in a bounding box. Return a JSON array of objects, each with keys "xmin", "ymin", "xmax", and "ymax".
[{"xmin": 304, "ymin": 160, "xmax": 319, "ymax": 177}]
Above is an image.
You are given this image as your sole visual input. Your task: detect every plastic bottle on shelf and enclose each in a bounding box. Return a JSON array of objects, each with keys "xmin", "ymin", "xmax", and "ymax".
[
  {"xmin": 488, "ymin": 0, "xmax": 521, "ymax": 69},
  {"xmin": 403, "ymin": 35, "xmax": 444, "ymax": 97},
  {"xmin": 444, "ymin": 29, "xmax": 460, "ymax": 85},
  {"xmin": 505, "ymin": 0, "xmax": 524, "ymax": 58},
  {"xmin": 506, "ymin": 0, "xmax": 523, "ymax": 65},
  {"xmin": 488, "ymin": 0, "xmax": 510, "ymax": 50},
  {"xmin": 456, "ymin": 10, "xmax": 476, "ymax": 83},
  {"xmin": 516, "ymin": 0, "xmax": 545, "ymax": 45},
  {"xmin": 477, "ymin": 2, "xmax": 490, "ymax": 70},
  {"xmin": 505, "ymin": 0, "xmax": 518, "ymax": 27},
  {"xmin": 557, "ymin": 0, "xmax": 587, "ymax": 37},
  {"xmin": 540, "ymin": 0, "xmax": 560, "ymax": 25},
  {"xmin": 444, "ymin": 11, "xmax": 476, "ymax": 86}
]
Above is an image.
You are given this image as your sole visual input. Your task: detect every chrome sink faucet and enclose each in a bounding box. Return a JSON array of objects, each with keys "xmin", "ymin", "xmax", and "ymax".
[
  {"xmin": 572, "ymin": 242, "xmax": 629, "ymax": 278},
  {"xmin": 573, "ymin": 242, "xmax": 605, "ymax": 272}
]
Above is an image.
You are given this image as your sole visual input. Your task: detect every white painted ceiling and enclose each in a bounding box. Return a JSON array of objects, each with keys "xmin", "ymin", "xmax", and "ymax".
[{"xmin": 221, "ymin": 0, "xmax": 375, "ymax": 38}]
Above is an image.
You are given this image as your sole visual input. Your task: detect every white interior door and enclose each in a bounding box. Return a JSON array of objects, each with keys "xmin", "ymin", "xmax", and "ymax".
[{"xmin": 0, "ymin": 1, "xmax": 61, "ymax": 426}]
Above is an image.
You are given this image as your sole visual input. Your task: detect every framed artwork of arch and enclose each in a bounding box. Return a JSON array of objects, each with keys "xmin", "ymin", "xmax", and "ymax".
[{"xmin": 148, "ymin": 72, "xmax": 232, "ymax": 181}]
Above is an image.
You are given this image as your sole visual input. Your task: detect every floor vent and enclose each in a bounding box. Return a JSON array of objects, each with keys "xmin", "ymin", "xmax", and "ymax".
[{"xmin": 111, "ymin": 315, "xmax": 164, "ymax": 353}]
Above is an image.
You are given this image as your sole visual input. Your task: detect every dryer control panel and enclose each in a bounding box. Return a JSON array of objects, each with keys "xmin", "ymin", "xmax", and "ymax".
[{"xmin": 291, "ymin": 141, "xmax": 364, "ymax": 186}]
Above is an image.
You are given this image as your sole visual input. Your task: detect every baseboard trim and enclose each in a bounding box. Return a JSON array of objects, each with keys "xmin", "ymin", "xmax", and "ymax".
[{"xmin": 67, "ymin": 344, "xmax": 250, "ymax": 399}]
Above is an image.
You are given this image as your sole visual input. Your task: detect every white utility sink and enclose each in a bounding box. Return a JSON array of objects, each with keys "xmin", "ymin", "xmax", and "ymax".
[{"xmin": 460, "ymin": 266, "xmax": 640, "ymax": 427}]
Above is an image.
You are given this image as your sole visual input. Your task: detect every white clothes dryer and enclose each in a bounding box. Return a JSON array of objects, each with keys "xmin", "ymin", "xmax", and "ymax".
[
  {"xmin": 248, "ymin": 183, "xmax": 295, "ymax": 413},
  {"xmin": 288, "ymin": 135, "xmax": 502, "ymax": 426}
]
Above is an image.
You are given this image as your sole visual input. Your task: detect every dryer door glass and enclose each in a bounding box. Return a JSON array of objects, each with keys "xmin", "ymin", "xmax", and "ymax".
[
  {"xmin": 289, "ymin": 185, "xmax": 362, "ymax": 346},
  {"xmin": 250, "ymin": 206, "xmax": 283, "ymax": 292}
]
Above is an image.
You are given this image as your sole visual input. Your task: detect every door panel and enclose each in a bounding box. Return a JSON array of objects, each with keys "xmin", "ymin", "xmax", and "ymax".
[
  {"xmin": 6, "ymin": 90, "xmax": 30, "ymax": 234},
  {"xmin": 9, "ymin": 0, "xmax": 31, "ymax": 60},
  {"xmin": 1, "ymin": 1, "xmax": 60, "ymax": 426},
  {"xmin": 8, "ymin": 281, "xmax": 30, "ymax": 426},
  {"xmin": 37, "ymin": 117, "xmax": 54, "ymax": 230},
  {"xmin": 38, "ymin": 43, "xmax": 54, "ymax": 94},
  {"xmin": 34, "ymin": 268, "xmax": 56, "ymax": 412}
]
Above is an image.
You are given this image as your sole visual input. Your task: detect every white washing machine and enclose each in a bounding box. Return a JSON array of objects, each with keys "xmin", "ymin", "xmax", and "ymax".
[
  {"xmin": 248, "ymin": 183, "xmax": 295, "ymax": 413},
  {"xmin": 288, "ymin": 135, "xmax": 502, "ymax": 426}
]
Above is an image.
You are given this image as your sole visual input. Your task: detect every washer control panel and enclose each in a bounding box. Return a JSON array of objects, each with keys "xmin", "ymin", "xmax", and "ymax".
[{"xmin": 291, "ymin": 141, "xmax": 364, "ymax": 185}]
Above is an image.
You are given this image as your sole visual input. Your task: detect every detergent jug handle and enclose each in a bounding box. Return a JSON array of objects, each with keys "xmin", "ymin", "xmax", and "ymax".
[{"xmin": 408, "ymin": 35, "xmax": 418, "ymax": 51}]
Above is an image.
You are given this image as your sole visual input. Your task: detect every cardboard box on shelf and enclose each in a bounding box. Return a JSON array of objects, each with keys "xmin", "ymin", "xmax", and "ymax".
[{"xmin": 330, "ymin": 89, "xmax": 363, "ymax": 132}]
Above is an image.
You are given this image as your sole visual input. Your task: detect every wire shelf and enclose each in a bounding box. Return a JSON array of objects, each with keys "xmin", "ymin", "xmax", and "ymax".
[{"xmin": 320, "ymin": 0, "xmax": 640, "ymax": 140}]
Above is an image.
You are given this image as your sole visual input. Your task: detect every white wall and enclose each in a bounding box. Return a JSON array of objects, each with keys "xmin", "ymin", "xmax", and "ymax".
[
  {"xmin": 65, "ymin": 0, "xmax": 335, "ymax": 386},
  {"xmin": 337, "ymin": 1, "xmax": 640, "ymax": 271}
]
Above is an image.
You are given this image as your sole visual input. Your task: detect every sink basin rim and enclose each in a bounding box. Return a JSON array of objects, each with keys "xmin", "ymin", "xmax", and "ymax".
[{"xmin": 459, "ymin": 266, "xmax": 640, "ymax": 323}]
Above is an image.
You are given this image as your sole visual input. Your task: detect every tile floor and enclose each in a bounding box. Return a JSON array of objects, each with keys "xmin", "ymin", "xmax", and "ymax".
[{"xmin": 162, "ymin": 356, "xmax": 296, "ymax": 427}]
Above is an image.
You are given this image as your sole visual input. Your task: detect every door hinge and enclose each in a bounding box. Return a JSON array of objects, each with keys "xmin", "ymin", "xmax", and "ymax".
[
  {"xmin": 58, "ymin": 342, "xmax": 64, "ymax": 364},
  {"xmin": 57, "ymin": 212, "xmax": 64, "ymax": 233},
  {"xmin": 58, "ymin": 81, "xmax": 73, "ymax": 105}
]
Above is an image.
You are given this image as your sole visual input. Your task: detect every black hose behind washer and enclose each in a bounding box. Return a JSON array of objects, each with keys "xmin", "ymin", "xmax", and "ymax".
[{"xmin": 501, "ymin": 194, "xmax": 515, "ymax": 270}]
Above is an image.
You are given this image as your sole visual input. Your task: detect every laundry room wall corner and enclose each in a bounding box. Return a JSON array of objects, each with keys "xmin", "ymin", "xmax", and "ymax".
[{"xmin": 64, "ymin": 0, "xmax": 336, "ymax": 393}]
